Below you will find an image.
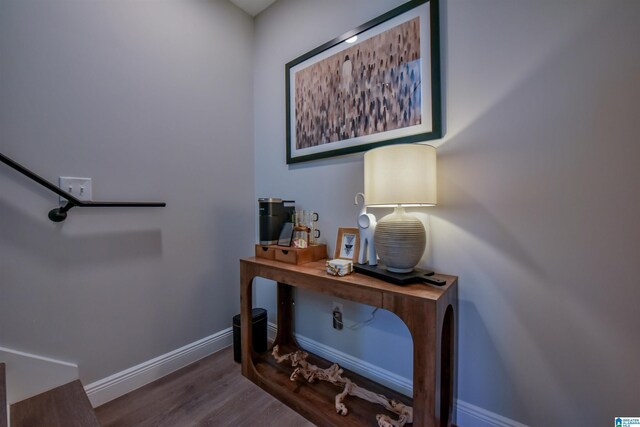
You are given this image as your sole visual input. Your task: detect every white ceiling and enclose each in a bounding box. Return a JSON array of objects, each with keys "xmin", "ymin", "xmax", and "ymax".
[{"xmin": 229, "ymin": 0, "xmax": 277, "ymax": 17}]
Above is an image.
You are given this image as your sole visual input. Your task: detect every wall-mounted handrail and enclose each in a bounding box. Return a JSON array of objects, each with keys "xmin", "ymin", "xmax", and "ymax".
[{"xmin": 1, "ymin": 152, "xmax": 166, "ymax": 222}]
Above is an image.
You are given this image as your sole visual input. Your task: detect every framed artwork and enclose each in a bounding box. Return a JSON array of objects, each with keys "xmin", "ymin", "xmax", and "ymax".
[
  {"xmin": 285, "ymin": 0, "xmax": 442, "ymax": 164},
  {"xmin": 334, "ymin": 227, "xmax": 360, "ymax": 262}
]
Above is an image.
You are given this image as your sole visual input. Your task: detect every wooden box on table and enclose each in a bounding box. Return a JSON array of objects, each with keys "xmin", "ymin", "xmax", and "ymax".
[{"xmin": 255, "ymin": 244, "xmax": 327, "ymax": 265}]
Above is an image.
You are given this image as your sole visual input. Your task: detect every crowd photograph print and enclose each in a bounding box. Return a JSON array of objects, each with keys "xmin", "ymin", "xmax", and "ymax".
[{"xmin": 285, "ymin": 0, "xmax": 440, "ymax": 164}]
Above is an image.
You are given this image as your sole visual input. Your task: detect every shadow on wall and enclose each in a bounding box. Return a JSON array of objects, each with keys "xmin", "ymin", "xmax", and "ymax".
[
  {"xmin": 456, "ymin": 298, "xmax": 526, "ymax": 420},
  {"xmin": 429, "ymin": 182, "xmax": 546, "ymax": 280},
  {"xmin": 179, "ymin": 201, "xmax": 255, "ymax": 335},
  {"xmin": 0, "ymin": 197, "xmax": 163, "ymax": 266}
]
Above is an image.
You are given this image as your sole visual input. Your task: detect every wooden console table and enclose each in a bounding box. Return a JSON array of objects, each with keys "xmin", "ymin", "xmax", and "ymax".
[{"xmin": 240, "ymin": 257, "xmax": 457, "ymax": 427}]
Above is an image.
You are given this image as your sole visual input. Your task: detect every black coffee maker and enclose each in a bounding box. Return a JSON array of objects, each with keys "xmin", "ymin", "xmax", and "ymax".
[{"xmin": 259, "ymin": 198, "xmax": 295, "ymax": 245}]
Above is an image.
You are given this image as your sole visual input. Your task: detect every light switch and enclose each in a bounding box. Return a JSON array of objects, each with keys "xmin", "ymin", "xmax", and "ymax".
[{"xmin": 59, "ymin": 177, "xmax": 92, "ymax": 204}]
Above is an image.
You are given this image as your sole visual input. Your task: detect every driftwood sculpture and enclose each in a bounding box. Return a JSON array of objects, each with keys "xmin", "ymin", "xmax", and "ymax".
[{"xmin": 272, "ymin": 345, "xmax": 413, "ymax": 427}]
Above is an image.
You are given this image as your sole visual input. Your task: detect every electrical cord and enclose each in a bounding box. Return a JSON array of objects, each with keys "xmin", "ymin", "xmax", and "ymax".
[{"xmin": 333, "ymin": 307, "xmax": 379, "ymax": 330}]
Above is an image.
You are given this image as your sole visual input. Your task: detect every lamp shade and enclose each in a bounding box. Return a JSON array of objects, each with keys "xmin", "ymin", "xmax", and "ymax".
[
  {"xmin": 364, "ymin": 144, "xmax": 437, "ymax": 207},
  {"xmin": 364, "ymin": 143, "xmax": 437, "ymax": 273}
]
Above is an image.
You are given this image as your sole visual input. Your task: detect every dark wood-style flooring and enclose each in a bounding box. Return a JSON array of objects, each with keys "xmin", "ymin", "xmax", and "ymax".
[{"xmin": 95, "ymin": 347, "xmax": 315, "ymax": 427}]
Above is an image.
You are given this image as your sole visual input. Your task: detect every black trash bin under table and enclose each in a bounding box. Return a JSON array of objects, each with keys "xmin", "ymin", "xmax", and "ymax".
[{"xmin": 232, "ymin": 308, "xmax": 267, "ymax": 363}]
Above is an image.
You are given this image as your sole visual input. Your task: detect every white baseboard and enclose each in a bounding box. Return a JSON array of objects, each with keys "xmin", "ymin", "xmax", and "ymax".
[
  {"xmin": 267, "ymin": 323, "xmax": 528, "ymax": 427},
  {"xmin": 0, "ymin": 346, "xmax": 79, "ymax": 405},
  {"xmin": 457, "ymin": 401, "xmax": 529, "ymax": 427},
  {"xmin": 84, "ymin": 328, "xmax": 232, "ymax": 408}
]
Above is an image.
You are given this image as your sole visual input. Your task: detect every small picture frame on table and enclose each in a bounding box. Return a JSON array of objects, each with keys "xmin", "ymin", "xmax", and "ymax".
[{"xmin": 335, "ymin": 228, "xmax": 360, "ymax": 262}]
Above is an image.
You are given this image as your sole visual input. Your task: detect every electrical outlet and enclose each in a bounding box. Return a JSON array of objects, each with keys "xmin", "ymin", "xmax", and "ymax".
[
  {"xmin": 332, "ymin": 302, "xmax": 343, "ymax": 315},
  {"xmin": 332, "ymin": 302, "xmax": 343, "ymax": 330},
  {"xmin": 59, "ymin": 177, "xmax": 92, "ymax": 204}
]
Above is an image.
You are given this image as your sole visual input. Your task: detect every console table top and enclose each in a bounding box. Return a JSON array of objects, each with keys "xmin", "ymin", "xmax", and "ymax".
[{"xmin": 241, "ymin": 256, "xmax": 457, "ymax": 303}]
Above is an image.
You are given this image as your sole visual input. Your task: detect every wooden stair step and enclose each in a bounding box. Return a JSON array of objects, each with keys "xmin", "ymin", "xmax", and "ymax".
[
  {"xmin": 11, "ymin": 380, "xmax": 100, "ymax": 427},
  {"xmin": 1, "ymin": 363, "xmax": 7, "ymax": 427}
]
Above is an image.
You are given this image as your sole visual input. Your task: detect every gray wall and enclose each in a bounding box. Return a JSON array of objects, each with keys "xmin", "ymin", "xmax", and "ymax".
[
  {"xmin": 254, "ymin": 0, "xmax": 640, "ymax": 425},
  {"xmin": 0, "ymin": 0, "xmax": 254, "ymax": 384}
]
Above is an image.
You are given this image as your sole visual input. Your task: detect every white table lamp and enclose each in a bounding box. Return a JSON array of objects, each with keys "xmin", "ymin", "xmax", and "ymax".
[{"xmin": 364, "ymin": 143, "xmax": 437, "ymax": 273}]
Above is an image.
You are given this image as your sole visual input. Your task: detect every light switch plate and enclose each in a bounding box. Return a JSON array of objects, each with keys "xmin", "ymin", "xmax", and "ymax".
[{"xmin": 59, "ymin": 177, "xmax": 92, "ymax": 204}]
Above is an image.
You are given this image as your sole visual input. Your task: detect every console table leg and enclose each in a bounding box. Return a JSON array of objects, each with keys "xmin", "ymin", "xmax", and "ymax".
[
  {"xmin": 411, "ymin": 313, "xmax": 438, "ymax": 427},
  {"xmin": 240, "ymin": 268, "xmax": 255, "ymax": 378},
  {"xmin": 413, "ymin": 301, "xmax": 456, "ymax": 427},
  {"xmin": 439, "ymin": 304, "xmax": 455, "ymax": 427},
  {"xmin": 274, "ymin": 282, "xmax": 299, "ymax": 348},
  {"xmin": 384, "ymin": 297, "xmax": 441, "ymax": 427}
]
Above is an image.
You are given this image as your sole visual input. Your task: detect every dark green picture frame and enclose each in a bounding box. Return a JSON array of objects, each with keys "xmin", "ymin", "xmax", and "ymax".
[{"xmin": 285, "ymin": 0, "xmax": 442, "ymax": 164}]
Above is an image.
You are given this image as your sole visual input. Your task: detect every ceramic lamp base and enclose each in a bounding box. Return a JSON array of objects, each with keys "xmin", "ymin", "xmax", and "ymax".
[{"xmin": 374, "ymin": 206, "xmax": 426, "ymax": 273}]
